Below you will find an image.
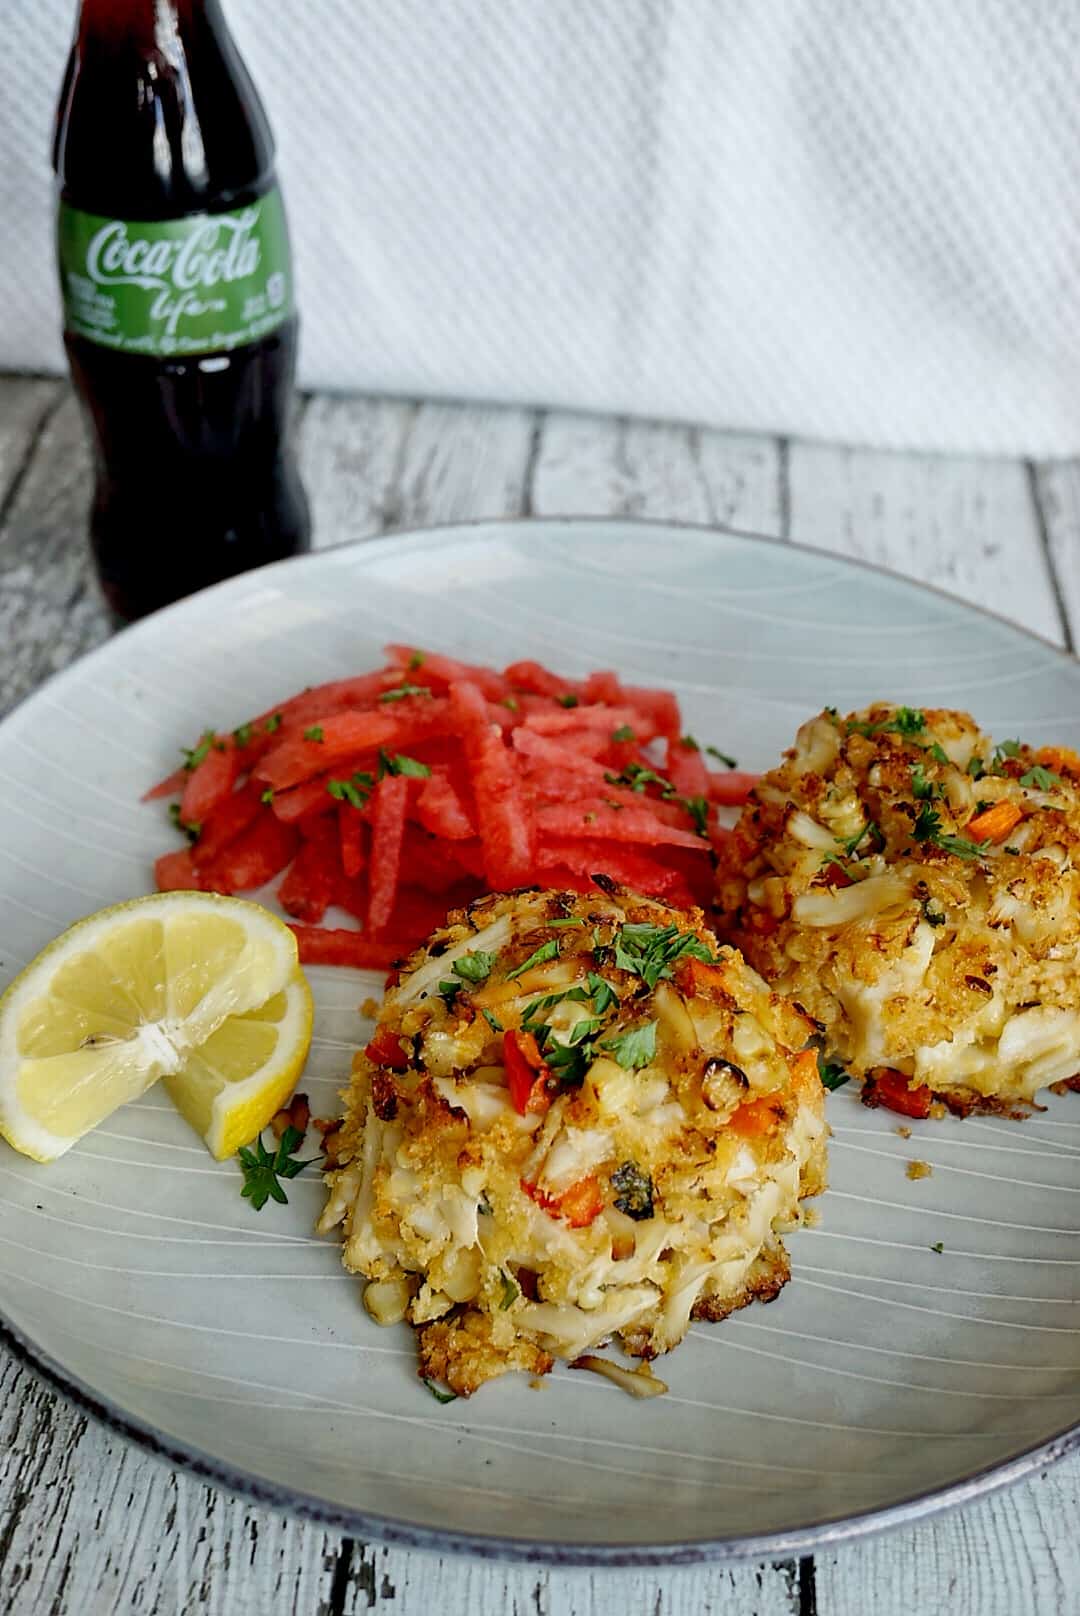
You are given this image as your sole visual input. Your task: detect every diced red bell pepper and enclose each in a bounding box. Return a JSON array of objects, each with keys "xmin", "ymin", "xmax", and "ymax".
[
  {"xmin": 256, "ymin": 711, "xmax": 401, "ymax": 791},
  {"xmin": 449, "ymin": 682, "xmax": 533, "ymax": 887},
  {"xmin": 365, "ymin": 1026, "xmax": 410, "ymax": 1069},
  {"xmin": 367, "ymin": 773, "xmax": 411, "ymax": 934},
  {"xmin": 180, "ymin": 737, "xmax": 240, "ymax": 824},
  {"xmin": 556, "ymin": 1174, "xmax": 604, "ymax": 1228},
  {"xmin": 728, "ymin": 1094, "xmax": 785, "ymax": 1138},
  {"xmin": 155, "ymin": 847, "xmax": 203, "ymax": 891},
  {"xmin": 503, "ymin": 1029, "xmax": 552, "ymax": 1115},
  {"xmin": 196, "ymin": 813, "xmax": 298, "ymax": 893},
  {"xmin": 869, "ymin": 1069, "xmax": 933, "ymax": 1120},
  {"xmin": 288, "ymin": 925, "xmax": 402, "ymax": 970},
  {"xmin": 192, "ymin": 779, "xmax": 264, "ymax": 868}
]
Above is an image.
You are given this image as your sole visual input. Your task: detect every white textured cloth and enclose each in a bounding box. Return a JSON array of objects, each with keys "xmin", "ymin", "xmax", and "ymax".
[{"xmin": 4, "ymin": 1, "xmax": 1079, "ymax": 454}]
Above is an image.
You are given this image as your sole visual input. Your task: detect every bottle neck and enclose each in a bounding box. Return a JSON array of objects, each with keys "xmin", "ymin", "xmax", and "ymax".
[{"xmin": 76, "ymin": 0, "xmax": 217, "ymax": 47}]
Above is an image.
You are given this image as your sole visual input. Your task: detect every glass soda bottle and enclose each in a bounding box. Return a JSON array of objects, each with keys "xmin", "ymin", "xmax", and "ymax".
[{"xmin": 53, "ymin": 0, "xmax": 310, "ymax": 623}]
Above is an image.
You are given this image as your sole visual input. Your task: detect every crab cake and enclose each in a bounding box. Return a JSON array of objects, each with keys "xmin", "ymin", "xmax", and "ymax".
[
  {"xmin": 717, "ymin": 704, "xmax": 1080, "ymax": 1117},
  {"xmin": 318, "ymin": 885, "xmax": 827, "ymax": 1397}
]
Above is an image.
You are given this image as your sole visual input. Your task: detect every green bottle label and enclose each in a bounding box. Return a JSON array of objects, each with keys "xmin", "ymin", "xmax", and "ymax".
[{"xmin": 57, "ymin": 188, "xmax": 293, "ymax": 357}]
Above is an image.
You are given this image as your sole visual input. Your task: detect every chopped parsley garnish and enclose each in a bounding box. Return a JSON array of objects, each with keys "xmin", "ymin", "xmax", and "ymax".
[
  {"xmin": 327, "ymin": 772, "xmax": 374, "ymax": 809},
  {"xmin": 501, "ymin": 695, "xmax": 520, "ymax": 713},
  {"xmin": 437, "ymin": 979, "xmax": 462, "ymax": 1008},
  {"xmin": 556, "ymin": 693, "xmax": 580, "ymax": 708},
  {"xmin": 498, "ymin": 1271, "xmax": 520, "ymax": 1309},
  {"xmin": 237, "ymin": 1127, "xmax": 313, "ymax": 1211},
  {"xmin": 995, "ymin": 738, "xmax": 1022, "ymax": 761},
  {"xmin": 182, "ymin": 730, "xmax": 215, "ymax": 771},
  {"xmin": 910, "ymin": 764, "xmax": 938, "ymax": 801},
  {"xmin": 452, "ymin": 950, "xmax": 496, "ymax": 985},
  {"xmin": 422, "ymin": 1378, "xmax": 457, "ymax": 1404},
  {"xmin": 264, "ymin": 712, "xmax": 283, "ymax": 734},
  {"xmin": 604, "ymin": 762, "xmax": 674, "ymax": 796},
  {"xmin": 926, "ymin": 742, "xmax": 949, "ymax": 766},
  {"xmin": 966, "ymin": 755, "xmax": 985, "ymax": 778},
  {"xmin": 481, "ymin": 1008, "xmax": 503, "ymax": 1033},
  {"xmin": 521, "ymin": 986, "xmax": 589, "ymax": 1033},
  {"xmin": 921, "ymin": 898, "xmax": 947, "ymax": 927},
  {"xmin": 705, "ymin": 745, "xmax": 738, "ymax": 768},
  {"xmin": 548, "ymin": 917, "xmax": 585, "ymax": 928},
  {"xmin": 587, "ymin": 971, "xmax": 619, "ymax": 1014},
  {"xmin": 847, "ymin": 707, "xmax": 926, "ymax": 740},
  {"xmin": 614, "ymin": 923, "xmax": 712, "ymax": 990},
  {"xmin": 816, "ymin": 1052, "xmax": 850, "ymax": 1091},
  {"xmin": 544, "ymin": 1039, "xmax": 592, "ymax": 1087},
  {"xmin": 260, "ymin": 788, "xmax": 275, "ymax": 806},
  {"xmin": 303, "ymin": 725, "xmax": 325, "ymax": 743},
  {"xmin": 507, "ymin": 939, "xmax": 559, "ymax": 979},
  {"xmin": 679, "ymin": 734, "xmax": 700, "ymax": 751},
  {"xmin": 602, "ymin": 1020, "xmax": 658, "ymax": 1069},
  {"xmin": 1004, "ymin": 845, "xmax": 1020, "ymax": 856},
  {"xmin": 835, "ymin": 822, "xmax": 878, "ymax": 859},
  {"xmin": 233, "ymin": 722, "xmax": 253, "ymax": 746},
  {"xmin": 407, "ymin": 651, "xmax": 425, "ymax": 671},
  {"xmin": 913, "ymin": 804, "xmax": 987, "ymax": 859},
  {"xmin": 378, "ymin": 682, "xmax": 430, "ymax": 703},
  {"xmin": 378, "ymin": 750, "xmax": 432, "ymax": 779},
  {"xmin": 611, "ymin": 725, "xmax": 636, "ymax": 743},
  {"xmin": 682, "ymin": 795, "xmax": 710, "ymax": 836},
  {"xmin": 610, "ymin": 1160, "xmax": 655, "ymax": 1220},
  {"xmin": 930, "ymin": 1241, "xmax": 944, "ymax": 1255},
  {"xmin": 1020, "ymin": 765, "xmax": 1061, "ymax": 790}
]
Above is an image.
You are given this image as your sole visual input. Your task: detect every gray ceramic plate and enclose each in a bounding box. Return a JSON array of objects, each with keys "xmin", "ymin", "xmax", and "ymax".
[{"xmin": 1, "ymin": 519, "xmax": 1079, "ymax": 1566}]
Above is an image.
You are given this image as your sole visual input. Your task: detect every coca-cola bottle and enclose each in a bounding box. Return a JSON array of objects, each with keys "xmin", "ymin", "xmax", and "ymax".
[{"xmin": 53, "ymin": 0, "xmax": 310, "ymax": 623}]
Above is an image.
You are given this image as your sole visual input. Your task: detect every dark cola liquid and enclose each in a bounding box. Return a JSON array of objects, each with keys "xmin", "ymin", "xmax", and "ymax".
[{"xmin": 54, "ymin": 0, "xmax": 310, "ymax": 622}]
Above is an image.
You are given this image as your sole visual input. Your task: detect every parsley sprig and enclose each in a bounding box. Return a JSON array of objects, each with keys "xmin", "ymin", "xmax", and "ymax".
[
  {"xmin": 614, "ymin": 923, "xmax": 712, "ymax": 989},
  {"xmin": 237, "ymin": 1127, "xmax": 314, "ymax": 1211},
  {"xmin": 846, "ymin": 707, "xmax": 926, "ymax": 740},
  {"xmin": 912, "ymin": 804, "xmax": 988, "ymax": 860}
]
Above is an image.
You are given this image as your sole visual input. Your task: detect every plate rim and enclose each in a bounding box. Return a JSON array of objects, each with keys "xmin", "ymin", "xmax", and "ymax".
[{"xmin": 3, "ymin": 513, "xmax": 1080, "ymax": 1566}]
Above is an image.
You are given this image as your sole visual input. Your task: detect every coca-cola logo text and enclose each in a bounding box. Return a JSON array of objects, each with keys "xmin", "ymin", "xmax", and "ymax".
[{"xmin": 85, "ymin": 209, "xmax": 261, "ymax": 294}]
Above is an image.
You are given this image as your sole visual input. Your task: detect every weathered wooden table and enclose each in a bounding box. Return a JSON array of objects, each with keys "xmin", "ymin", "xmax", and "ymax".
[{"xmin": 2, "ymin": 374, "xmax": 1079, "ymax": 1613}]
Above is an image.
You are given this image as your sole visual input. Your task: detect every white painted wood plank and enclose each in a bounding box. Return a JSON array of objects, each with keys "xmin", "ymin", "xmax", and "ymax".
[
  {"xmin": 1031, "ymin": 459, "xmax": 1080, "ymax": 650},
  {"xmin": 0, "ymin": 391, "xmax": 111, "ymax": 717},
  {"xmin": 532, "ymin": 411, "xmax": 784, "ymax": 535},
  {"xmin": 340, "ymin": 1543, "xmax": 802, "ymax": 1615},
  {"xmin": 787, "ymin": 443, "xmax": 1065, "ymax": 645},
  {"xmin": 299, "ymin": 393, "xmax": 415, "ymax": 549},
  {"xmin": 0, "ymin": 1356, "xmax": 339, "ymax": 1615},
  {"xmin": 815, "ymin": 1458, "xmax": 1080, "ymax": 1616}
]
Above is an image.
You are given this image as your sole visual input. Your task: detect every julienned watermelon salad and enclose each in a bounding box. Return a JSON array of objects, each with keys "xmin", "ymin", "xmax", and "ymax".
[{"xmin": 146, "ymin": 645, "xmax": 758, "ymax": 969}]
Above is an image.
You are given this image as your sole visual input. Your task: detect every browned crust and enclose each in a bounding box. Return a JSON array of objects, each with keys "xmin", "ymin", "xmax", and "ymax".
[{"xmin": 417, "ymin": 1309, "xmax": 554, "ymax": 1397}]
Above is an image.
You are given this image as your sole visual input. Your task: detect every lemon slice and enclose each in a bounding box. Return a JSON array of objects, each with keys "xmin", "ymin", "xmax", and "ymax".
[{"xmin": 0, "ymin": 892, "xmax": 311, "ymax": 1163}]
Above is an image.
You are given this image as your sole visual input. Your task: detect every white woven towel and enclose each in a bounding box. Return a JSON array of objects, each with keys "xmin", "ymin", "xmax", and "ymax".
[{"xmin": 4, "ymin": 0, "xmax": 1079, "ymax": 454}]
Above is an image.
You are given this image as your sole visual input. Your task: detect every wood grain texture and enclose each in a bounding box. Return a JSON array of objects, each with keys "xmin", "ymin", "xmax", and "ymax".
[
  {"xmin": 787, "ymin": 442, "xmax": 1066, "ymax": 646},
  {"xmin": 2, "ymin": 381, "xmax": 1080, "ymax": 1613},
  {"xmin": 531, "ymin": 411, "xmax": 784, "ymax": 534}
]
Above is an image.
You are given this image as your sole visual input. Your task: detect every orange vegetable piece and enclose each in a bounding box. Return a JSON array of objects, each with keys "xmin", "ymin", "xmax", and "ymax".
[
  {"xmin": 1037, "ymin": 745, "xmax": 1080, "ymax": 779},
  {"xmin": 965, "ymin": 800, "xmax": 1023, "ymax": 844},
  {"xmin": 870, "ymin": 1068, "xmax": 932, "ymax": 1120},
  {"xmin": 503, "ymin": 1029, "xmax": 552, "ymax": 1115},
  {"xmin": 788, "ymin": 1048, "xmax": 824, "ymax": 1101},
  {"xmin": 678, "ymin": 957, "xmax": 728, "ymax": 999},
  {"xmin": 365, "ymin": 1027, "xmax": 410, "ymax": 1070},
  {"xmin": 556, "ymin": 1174, "xmax": 604, "ymax": 1228},
  {"xmin": 728, "ymin": 1093, "xmax": 785, "ymax": 1137}
]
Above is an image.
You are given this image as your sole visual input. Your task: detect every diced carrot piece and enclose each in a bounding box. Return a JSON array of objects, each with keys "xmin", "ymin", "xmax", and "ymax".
[
  {"xmin": 449, "ymin": 682, "xmax": 533, "ymax": 887},
  {"xmin": 678, "ymin": 957, "xmax": 729, "ymax": 999},
  {"xmin": 728, "ymin": 1093, "xmax": 786, "ymax": 1138},
  {"xmin": 1037, "ymin": 745, "xmax": 1080, "ymax": 779},
  {"xmin": 278, "ymin": 822, "xmax": 343, "ymax": 923},
  {"xmin": 191, "ymin": 779, "xmax": 264, "ymax": 868},
  {"xmin": 338, "ymin": 803, "xmax": 367, "ymax": 879},
  {"xmin": 554, "ymin": 1174, "xmax": 604, "ymax": 1228},
  {"xmin": 386, "ymin": 646, "xmax": 508, "ymax": 701},
  {"xmin": 866, "ymin": 1069, "xmax": 932, "ymax": 1120},
  {"xmin": 414, "ymin": 770, "xmax": 476, "ymax": 840},
  {"xmin": 535, "ymin": 802, "xmax": 706, "ymax": 851},
  {"xmin": 367, "ymin": 774, "xmax": 411, "ymax": 934},
  {"xmin": 965, "ymin": 800, "xmax": 1023, "ymax": 844},
  {"xmin": 143, "ymin": 765, "xmax": 187, "ymax": 802},
  {"xmin": 288, "ymin": 926, "xmax": 402, "ymax": 970},
  {"xmin": 256, "ymin": 711, "xmax": 401, "ymax": 791},
  {"xmin": 155, "ymin": 848, "xmax": 203, "ymax": 891},
  {"xmin": 180, "ymin": 737, "xmax": 240, "ymax": 824},
  {"xmin": 706, "ymin": 770, "xmax": 761, "ymax": 806},
  {"xmin": 665, "ymin": 737, "xmax": 709, "ymax": 798},
  {"xmin": 197, "ymin": 814, "xmax": 298, "ymax": 893}
]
